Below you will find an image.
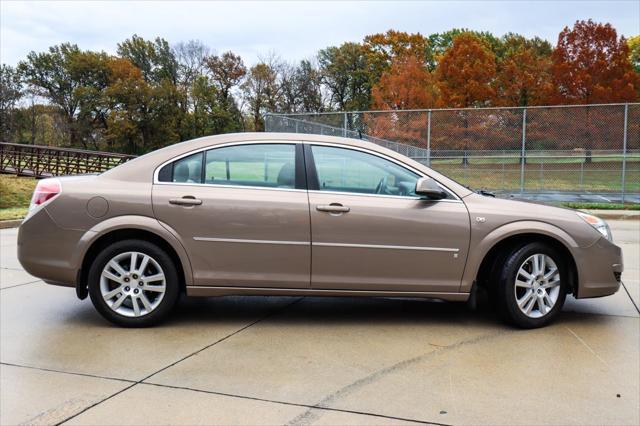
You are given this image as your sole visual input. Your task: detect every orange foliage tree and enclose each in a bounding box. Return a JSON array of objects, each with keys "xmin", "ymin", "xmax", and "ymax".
[
  {"xmin": 367, "ymin": 55, "xmax": 437, "ymax": 145},
  {"xmin": 363, "ymin": 30, "xmax": 427, "ymax": 79},
  {"xmin": 496, "ymin": 45, "xmax": 553, "ymax": 106},
  {"xmin": 551, "ymin": 20, "xmax": 639, "ymax": 104},
  {"xmin": 435, "ymin": 33, "xmax": 497, "ymax": 108},
  {"xmin": 371, "ymin": 56, "xmax": 437, "ymax": 110}
]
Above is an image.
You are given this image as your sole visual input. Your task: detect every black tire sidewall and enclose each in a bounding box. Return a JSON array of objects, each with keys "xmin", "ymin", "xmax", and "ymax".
[
  {"xmin": 88, "ymin": 239, "xmax": 179, "ymax": 327},
  {"xmin": 498, "ymin": 242, "xmax": 568, "ymax": 328}
]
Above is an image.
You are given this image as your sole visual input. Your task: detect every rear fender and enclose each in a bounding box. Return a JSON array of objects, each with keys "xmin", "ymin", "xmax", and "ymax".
[{"xmin": 72, "ymin": 215, "xmax": 194, "ymax": 286}]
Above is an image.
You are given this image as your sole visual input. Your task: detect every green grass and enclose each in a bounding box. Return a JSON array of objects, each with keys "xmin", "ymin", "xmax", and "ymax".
[
  {"xmin": 0, "ymin": 207, "xmax": 29, "ymax": 221},
  {"xmin": 559, "ymin": 202, "xmax": 640, "ymax": 210},
  {"xmin": 0, "ymin": 174, "xmax": 37, "ymax": 220}
]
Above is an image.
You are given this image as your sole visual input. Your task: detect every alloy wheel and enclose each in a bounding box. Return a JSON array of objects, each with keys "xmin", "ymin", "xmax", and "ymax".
[
  {"xmin": 100, "ymin": 251, "xmax": 166, "ymax": 317},
  {"xmin": 514, "ymin": 253, "xmax": 561, "ymax": 318}
]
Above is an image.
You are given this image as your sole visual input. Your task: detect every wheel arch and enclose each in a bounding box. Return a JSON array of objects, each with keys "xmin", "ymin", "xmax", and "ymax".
[
  {"xmin": 462, "ymin": 221, "xmax": 580, "ymax": 296},
  {"xmin": 74, "ymin": 216, "xmax": 193, "ymax": 299}
]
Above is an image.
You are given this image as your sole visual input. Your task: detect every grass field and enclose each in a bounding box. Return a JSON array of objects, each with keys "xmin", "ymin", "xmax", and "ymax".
[{"xmin": 0, "ymin": 174, "xmax": 36, "ymax": 220}]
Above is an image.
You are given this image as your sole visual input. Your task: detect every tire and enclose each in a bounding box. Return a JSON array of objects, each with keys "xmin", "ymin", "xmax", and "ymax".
[
  {"xmin": 88, "ymin": 239, "xmax": 180, "ymax": 327},
  {"xmin": 494, "ymin": 242, "xmax": 568, "ymax": 328}
]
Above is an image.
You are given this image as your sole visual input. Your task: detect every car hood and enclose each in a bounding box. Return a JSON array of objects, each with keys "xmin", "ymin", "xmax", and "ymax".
[{"xmin": 463, "ymin": 193, "xmax": 603, "ymax": 248}]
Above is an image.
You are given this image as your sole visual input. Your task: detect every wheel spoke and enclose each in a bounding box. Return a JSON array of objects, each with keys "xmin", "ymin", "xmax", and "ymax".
[
  {"xmin": 518, "ymin": 290, "xmax": 534, "ymax": 308},
  {"xmin": 137, "ymin": 255, "xmax": 150, "ymax": 275},
  {"xmin": 518, "ymin": 269, "xmax": 533, "ymax": 281},
  {"xmin": 543, "ymin": 277, "xmax": 560, "ymax": 289},
  {"xmin": 516, "ymin": 279, "xmax": 532, "ymax": 288},
  {"xmin": 143, "ymin": 284, "xmax": 165, "ymax": 293},
  {"xmin": 103, "ymin": 286, "xmax": 123, "ymax": 300},
  {"xmin": 537, "ymin": 295, "xmax": 547, "ymax": 315},
  {"xmin": 142, "ymin": 273, "xmax": 164, "ymax": 284},
  {"xmin": 544, "ymin": 267, "xmax": 558, "ymax": 281},
  {"xmin": 139, "ymin": 293, "xmax": 152, "ymax": 312},
  {"xmin": 524, "ymin": 296, "xmax": 536, "ymax": 314},
  {"xmin": 102, "ymin": 270, "xmax": 123, "ymax": 284},
  {"xmin": 108, "ymin": 260, "xmax": 127, "ymax": 277},
  {"xmin": 132, "ymin": 297, "xmax": 141, "ymax": 316},
  {"xmin": 543, "ymin": 292, "xmax": 554, "ymax": 308},
  {"xmin": 112, "ymin": 293, "xmax": 127, "ymax": 310},
  {"xmin": 130, "ymin": 252, "xmax": 138, "ymax": 272}
]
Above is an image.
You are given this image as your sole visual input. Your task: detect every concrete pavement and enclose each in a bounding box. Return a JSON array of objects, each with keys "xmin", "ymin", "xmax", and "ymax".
[{"xmin": 1, "ymin": 221, "xmax": 638, "ymax": 425}]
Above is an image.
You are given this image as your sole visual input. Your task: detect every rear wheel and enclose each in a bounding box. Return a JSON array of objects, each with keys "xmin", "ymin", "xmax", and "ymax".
[
  {"xmin": 495, "ymin": 242, "xmax": 567, "ymax": 328},
  {"xmin": 88, "ymin": 239, "xmax": 179, "ymax": 327}
]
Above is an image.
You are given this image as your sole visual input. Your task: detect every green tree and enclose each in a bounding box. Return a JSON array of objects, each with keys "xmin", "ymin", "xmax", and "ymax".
[
  {"xmin": 318, "ymin": 42, "xmax": 372, "ymax": 111},
  {"xmin": 0, "ymin": 64, "xmax": 23, "ymax": 142},
  {"xmin": 241, "ymin": 62, "xmax": 280, "ymax": 131},
  {"xmin": 18, "ymin": 44, "xmax": 111, "ymax": 148}
]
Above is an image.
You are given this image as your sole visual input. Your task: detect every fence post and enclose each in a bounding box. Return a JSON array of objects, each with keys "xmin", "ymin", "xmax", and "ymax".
[
  {"xmin": 426, "ymin": 110, "xmax": 432, "ymax": 167},
  {"xmin": 621, "ymin": 103, "xmax": 628, "ymax": 203},
  {"xmin": 343, "ymin": 112, "xmax": 347, "ymax": 137},
  {"xmin": 520, "ymin": 108, "xmax": 527, "ymax": 194}
]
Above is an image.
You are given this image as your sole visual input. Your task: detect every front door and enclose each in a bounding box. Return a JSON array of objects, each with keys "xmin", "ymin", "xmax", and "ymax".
[
  {"xmin": 306, "ymin": 144, "xmax": 470, "ymax": 293},
  {"xmin": 152, "ymin": 142, "xmax": 311, "ymax": 288}
]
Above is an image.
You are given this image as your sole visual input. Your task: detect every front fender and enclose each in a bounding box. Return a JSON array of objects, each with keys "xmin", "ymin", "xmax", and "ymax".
[
  {"xmin": 72, "ymin": 215, "xmax": 194, "ymax": 286},
  {"xmin": 459, "ymin": 220, "xmax": 579, "ymax": 293}
]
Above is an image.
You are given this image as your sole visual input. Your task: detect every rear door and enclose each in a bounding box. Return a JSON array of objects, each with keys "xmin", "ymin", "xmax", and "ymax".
[
  {"xmin": 152, "ymin": 142, "xmax": 311, "ymax": 289},
  {"xmin": 306, "ymin": 143, "xmax": 470, "ymax": 293}
]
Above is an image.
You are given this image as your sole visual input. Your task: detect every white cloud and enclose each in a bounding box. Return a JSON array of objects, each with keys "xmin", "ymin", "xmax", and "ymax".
[{"xmin": 2, "ymin": 0, "xmax": 639, "ymax": 66}]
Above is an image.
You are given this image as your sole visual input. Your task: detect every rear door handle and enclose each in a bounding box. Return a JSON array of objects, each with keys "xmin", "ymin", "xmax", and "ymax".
[
  {"xmin": 316, "ymin": 204, "xmax": 350, "ymax": 213},
  {"xmin": 169, "ymin": 196, "xmax": 202, "ymax": 206}
]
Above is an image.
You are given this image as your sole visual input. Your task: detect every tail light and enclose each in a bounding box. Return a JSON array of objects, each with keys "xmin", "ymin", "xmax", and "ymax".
[{"xmin": 29, "ymin": 178, "xmax": 61, "ymax": 210}]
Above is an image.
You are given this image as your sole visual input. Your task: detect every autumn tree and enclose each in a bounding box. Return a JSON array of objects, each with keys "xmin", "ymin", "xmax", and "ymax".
[
  {"xmin": 496, "ymin": 36, "xmax": 553, "ymax": 106},
  {"xmin": 371, "ymin": 55, "xmax": 437, "ymax": 110},
  {"xmin": 364, "ymin": 30, "xmax": 427, "ymax": 80},
  {"xmin": 551, "ymin": 20, "xmax": 639, "ymax": 104},
  {"xmin": 205, "ymin": 51, "xmax": 246, "ymax": 104},
  {"xmin": 427, "ymin": 29, "xmax": 501, "ymax": 70},
  {"xmin": 436, "ymin": 33, "xmax": 497, "ymax": 107}
]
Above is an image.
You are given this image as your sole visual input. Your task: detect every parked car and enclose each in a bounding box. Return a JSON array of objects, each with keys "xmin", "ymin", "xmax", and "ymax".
[{"xmin": 17, "ymin": 133, "xmax": 623, "ymax": 328}]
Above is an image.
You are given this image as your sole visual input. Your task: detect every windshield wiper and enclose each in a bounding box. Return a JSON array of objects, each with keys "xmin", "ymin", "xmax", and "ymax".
[{"xmin": 476, "ymin": 189, "xmax": 496, "ymax": 197}]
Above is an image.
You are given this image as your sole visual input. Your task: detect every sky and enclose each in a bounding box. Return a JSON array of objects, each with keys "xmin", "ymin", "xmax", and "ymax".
[{"xmin": 2, "ymin": 0, "xmax": 639, "ymax": 66}]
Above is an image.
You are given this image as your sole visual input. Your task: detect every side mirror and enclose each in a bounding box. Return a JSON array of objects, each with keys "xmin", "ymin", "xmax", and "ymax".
[{"xmin": 415, "ymin": 177, "xmax": 447, "ymax": 200}]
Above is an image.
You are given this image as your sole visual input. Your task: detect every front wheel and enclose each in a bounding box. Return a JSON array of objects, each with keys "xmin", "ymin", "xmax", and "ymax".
[
  {"xmin": 88, "ymin": 239, "xmax": 180, "ymax": 327},
  {"xmin": 495, "ymin": 242, "xmax": 568, "ymax": 328}
]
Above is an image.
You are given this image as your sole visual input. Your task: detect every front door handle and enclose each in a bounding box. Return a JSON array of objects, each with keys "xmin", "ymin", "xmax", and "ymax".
[
  {"xmin": 316, "ymin": 204, "xmax": 350, "ymax": 213},
  {"xmin": 169, "ymin": 196, "xmax": 202, "ymax": 206}
]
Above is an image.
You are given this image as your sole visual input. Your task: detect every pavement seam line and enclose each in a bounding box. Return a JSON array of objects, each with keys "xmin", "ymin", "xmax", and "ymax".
[
  {"xmin": 0, "ymin": 362, "xmax": 136, "ymax": 384},
  {"xmin": 140, "ymin": 296, "xmax": 304, "ymax": 383},
  {"xmin": 141, "ymin": 381, "xmax": 449, "ymax": 426},
  {"xmin": 54, "ymin": 296, "xmax": 303, "ymax": 425},
  {"xmin": 620, "ymin": 280, "xmax": 640, "ymax": 314},
  {"xmin": 0, "ymin": 279, "xmax": 42, "ymax": 291}
]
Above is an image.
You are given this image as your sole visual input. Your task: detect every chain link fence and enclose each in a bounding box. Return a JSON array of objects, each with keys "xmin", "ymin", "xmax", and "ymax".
[{"xmin": 265, "ymin": 103, "xmax": 640, "ymax": 203}]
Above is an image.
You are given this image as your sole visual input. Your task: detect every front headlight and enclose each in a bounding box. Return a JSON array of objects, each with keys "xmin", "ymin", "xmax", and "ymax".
[{"xmin": 577, "ymin": 212, "xmax": 612, "ymax": 241}]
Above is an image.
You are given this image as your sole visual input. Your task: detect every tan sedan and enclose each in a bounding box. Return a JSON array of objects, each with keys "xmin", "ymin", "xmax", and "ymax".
[{"xmin": 17, "ymin": 133, "xmax": 623, "ymax": 328}]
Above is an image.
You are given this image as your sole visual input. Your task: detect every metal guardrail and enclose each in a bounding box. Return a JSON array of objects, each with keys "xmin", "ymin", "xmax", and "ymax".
[{"xmin": 0, "ymin": 143, "xmax": 136, "ymax": 178}]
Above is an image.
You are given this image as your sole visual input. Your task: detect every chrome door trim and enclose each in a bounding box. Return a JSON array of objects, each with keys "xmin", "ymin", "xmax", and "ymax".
[
  {"xmin": 155, "ymin": 181, "xmax": 307, "ymax": 193},
  {"xmin": 308, "ymin": 189, "xmax": 462, "ymax": 202},
  {"xmin": 312, "ymin": 242, "xmax": 459, "ymax": 252},
  {"xmin": 194, "ymin": 237, "xmax": 309, "ymax": 246}
]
